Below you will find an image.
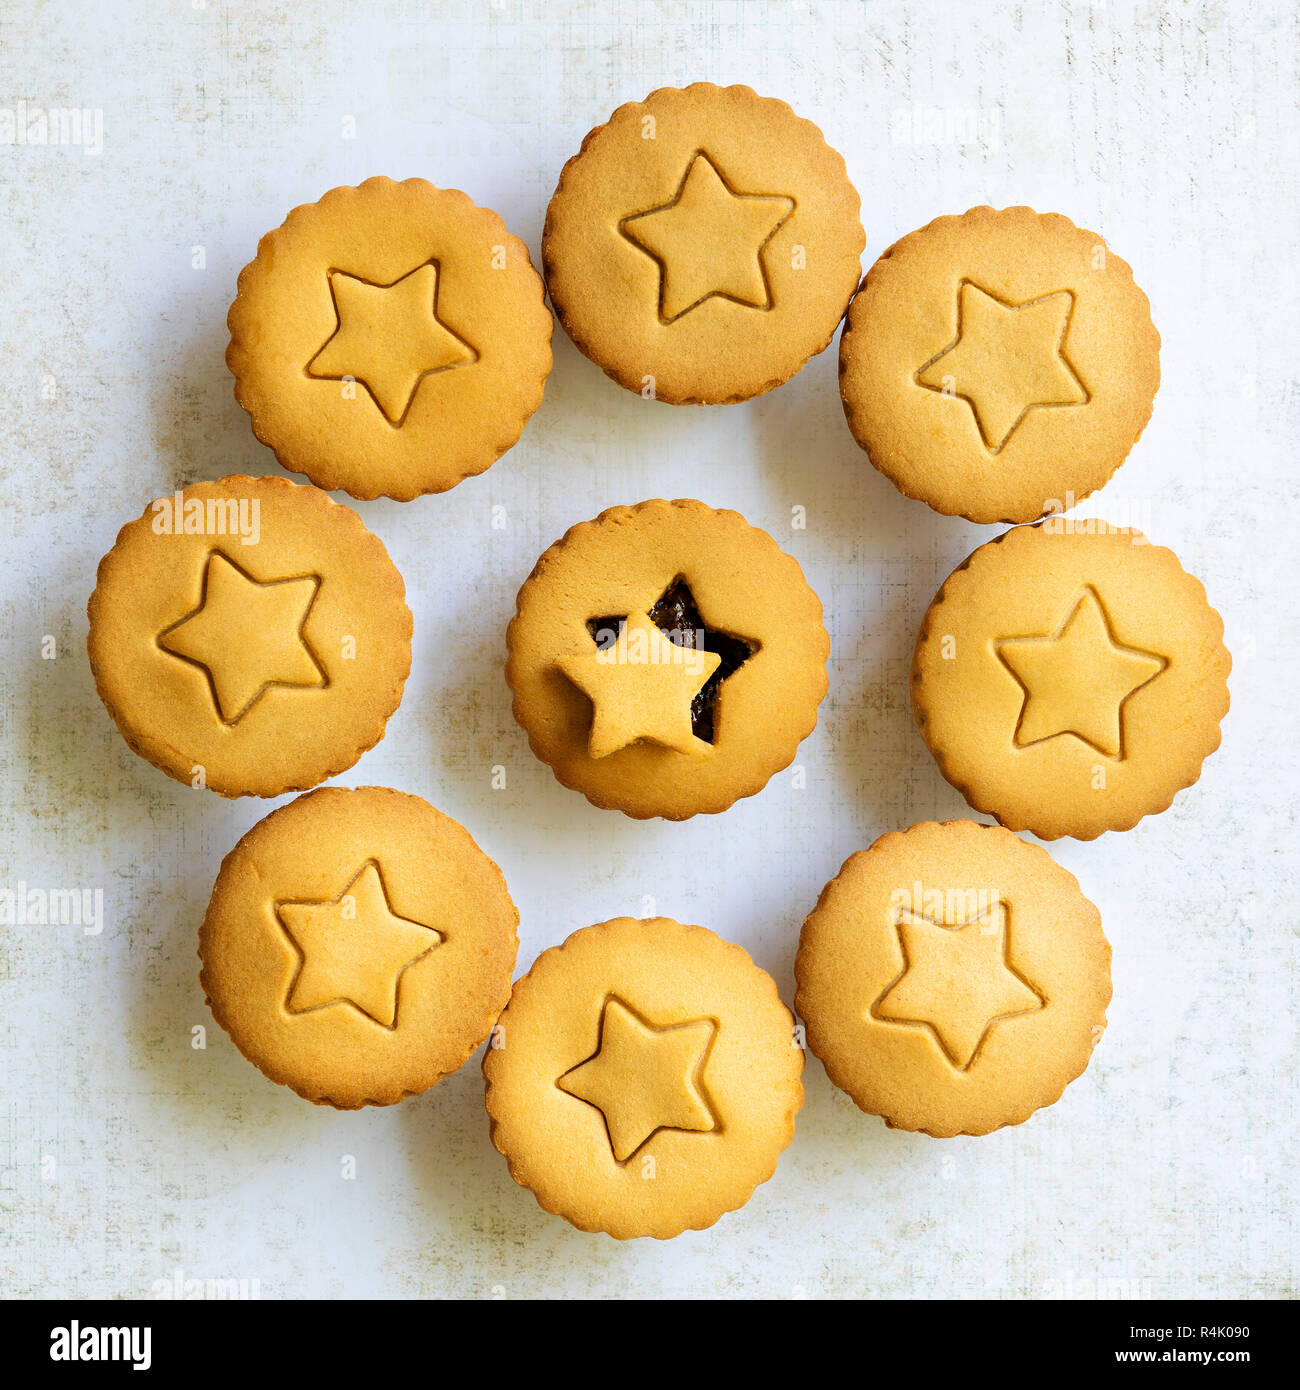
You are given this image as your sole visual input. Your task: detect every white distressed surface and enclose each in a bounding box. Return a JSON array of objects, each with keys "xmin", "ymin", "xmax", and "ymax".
[{"xmin": 0, "ymin": 0, "xmax": 1296, "ymax": 1299}]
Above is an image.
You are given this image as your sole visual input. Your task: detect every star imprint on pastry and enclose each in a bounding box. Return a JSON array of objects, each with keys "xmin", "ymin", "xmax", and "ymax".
[
  {"xmin": 275, "ymin": 861, "xmax": 442, "ymax": 1029},
  {"xmin": 871, "ymin": 902, "xmax": 1044, "ymax": 1070},
  {"xmin": 558, "ymin": 996, "xmax": 720, "ymax": 1162},
  {"xmin": 158, "ymin": 551, "xmax": 326, "ymax": 725},
  {"xmin": 306, "ymin": 260, "xmax": 477, "ymax": 425},
  {"xmin": 915, "ymin": 280, "xmax": 1090, "ymax": 451},
  {"xmin": 996, "ymin": 586, "xmax": 1168, "ymax": 759},
  {"xmin": 620, "ymin": 152, "xmax": 795, "ymax": 323}
]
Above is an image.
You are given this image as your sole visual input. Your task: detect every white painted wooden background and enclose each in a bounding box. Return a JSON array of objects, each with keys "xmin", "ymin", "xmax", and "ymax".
[{"xmin": 0, "ymin": 0, "xmax": 1295, "ymax": 1298}]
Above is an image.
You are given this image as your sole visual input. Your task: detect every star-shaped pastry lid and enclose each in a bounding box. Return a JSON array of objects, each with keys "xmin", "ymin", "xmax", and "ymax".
[{"xmin": 562, "ymin": 577, "xmax": 758, "ymax": 757}]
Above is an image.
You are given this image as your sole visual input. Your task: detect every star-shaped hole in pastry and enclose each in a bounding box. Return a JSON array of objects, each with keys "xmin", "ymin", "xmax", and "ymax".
[
  {"xmin": 619, "ymin": 151, "xmax": 795, "ymax": 323},
  {"xmin": 915, "ymin": 280, "xmax": 1090, "ymax": 451},
  {"xmin": 560, "ymin": 577, "xmax": 758, "ymax": 756},
  {"xmin": 871, "ymin": 902, "xmax": 1044, "ymax": 1071},
  {"xmin": 157, "ymin": 550, "xmax": 327, "ymax": 725},
  {"xmin": 275, "ymin": 861, "xmax": 442, "ymax": 1030},
  {"xmin": 996, "ymin": 586, "xmax": 1168, "ymax": 759},
  {"xmin": 306, "ymin": 259, "xmax": 478, "ymax": 426},
  {"xmin": 557, "ymin": 996, "xmax": 720, "ymax": 1163}
]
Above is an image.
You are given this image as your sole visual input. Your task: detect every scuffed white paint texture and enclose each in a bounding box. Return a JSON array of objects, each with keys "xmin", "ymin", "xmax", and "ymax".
[{"xmin": 0, "ymin": 0, "xmax": 1296, "ymax": 1298}]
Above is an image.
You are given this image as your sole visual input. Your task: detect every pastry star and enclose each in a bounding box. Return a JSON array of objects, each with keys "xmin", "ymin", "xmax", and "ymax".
[
  {"xmin": 275, "ymin": 861, "xmax": 442, "ymax": 1029},
  {"xmin": 558, "ymin": 608, "xmax": 721, "ymax": 758},
  {"xmin": 996, "ymin": 587, "xmax": 1168, "ymax": 758},
  {"xmin": 558, "ymin": 997, "xmax": 719, "ymax": 1162},
  {"xmin": 307, "ymin": 260, "xmax": 476, "ymax": 425},
  {"xmin": 872, "ymin": 904, "xmax": 1043, "ymax": 1070},
  {"xmin": 158, "ymin": 551, "xmax": 325, "ymax": 724},
  {"xmin": 916, "ymin": 280, "xmax": 1089, "ymax": 450},
  {"xmin": 620, "ymin": 152, "xmax": 795, "ymax": 322}
]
